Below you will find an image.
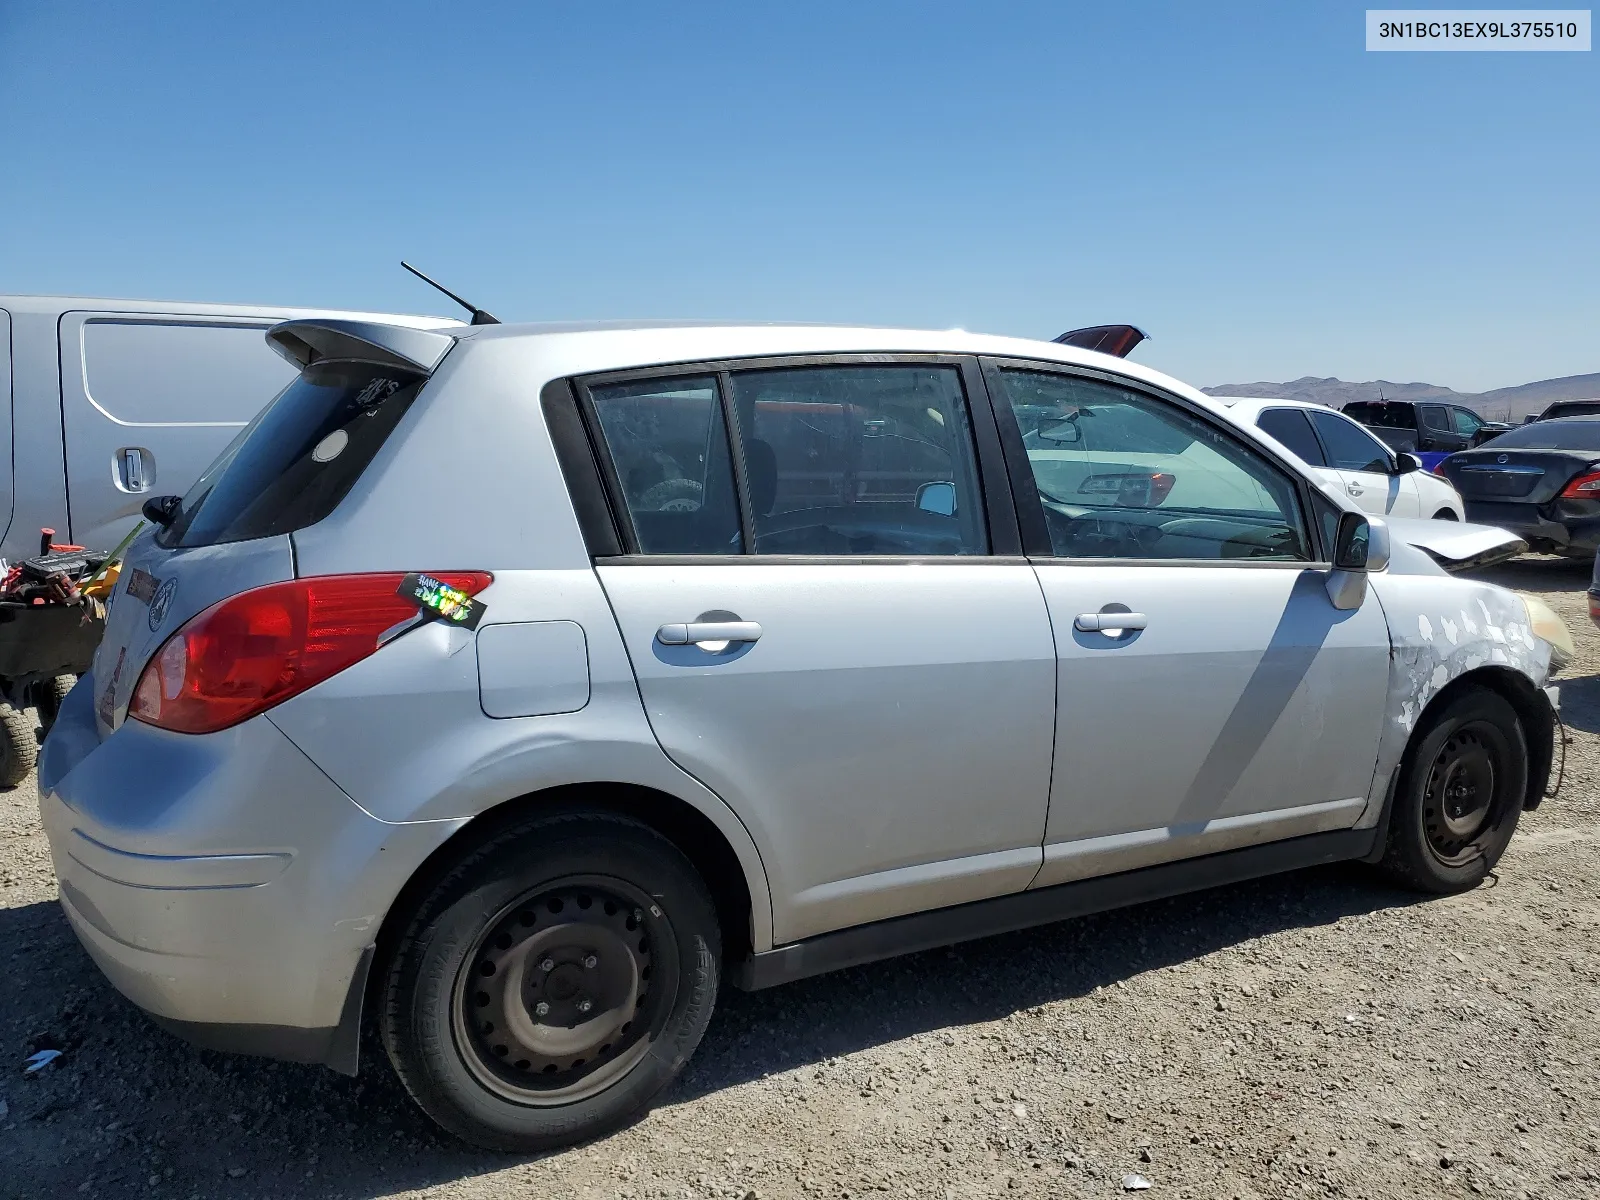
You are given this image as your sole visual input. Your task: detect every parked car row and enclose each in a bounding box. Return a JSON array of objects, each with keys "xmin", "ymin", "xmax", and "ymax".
[{"xmin": 37, "ymin": 313, "xmax": 1568, "ymax": 1151}]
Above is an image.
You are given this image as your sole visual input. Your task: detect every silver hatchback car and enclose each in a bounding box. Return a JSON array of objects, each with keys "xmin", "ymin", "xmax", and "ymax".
[{"xmin": 40, "ymin": 318, "xmax": 1564, "ymax": 1150}]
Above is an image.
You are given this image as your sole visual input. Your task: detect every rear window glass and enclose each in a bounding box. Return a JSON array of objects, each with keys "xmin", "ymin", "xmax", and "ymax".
[
  {"xmin": 1479, "ymin": 419, "xmax": 1600, "ymax": 451},
  {"xmin": 158, "ymin": 362, "xmax": 424, "ymax": 548},
  {"xmin": 1541, "ymin": 402, "xmax": 1600, "ymax": 420},
  {"xmin": 1342, "ymin": 403, "xmax": 1413, "ymax": 429}
]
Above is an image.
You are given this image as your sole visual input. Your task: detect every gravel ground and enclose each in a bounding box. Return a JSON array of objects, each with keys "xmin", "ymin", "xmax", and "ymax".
[{"xmin": 2, "ymin": 557, "xmax": 1597, "ymax": 1200}]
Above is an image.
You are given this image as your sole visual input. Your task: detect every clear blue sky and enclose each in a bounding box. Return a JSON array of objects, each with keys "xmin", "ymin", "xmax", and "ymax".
[{"xmin": 2, "ymin": 2, "xmax": 1595, "ymax": 391}]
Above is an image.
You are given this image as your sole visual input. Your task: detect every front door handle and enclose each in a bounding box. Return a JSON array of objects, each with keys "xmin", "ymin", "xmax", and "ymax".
[
  {"xmin": 1074, "ymin": 612, "xmax": 1147, "ymax": 633},
  {"xmin": 657, "ymin": 621, "xmax": 763, "ymax": 646},
  {"xmin": 1346, "ymin": 483, "xmax": 1363, "ymax": 495}
]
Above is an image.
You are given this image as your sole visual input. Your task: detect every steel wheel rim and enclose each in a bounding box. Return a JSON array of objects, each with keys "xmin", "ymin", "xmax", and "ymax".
[
  {"xmin": 450, "ymin": 875, "xmax": 673, "ymax": 1106},
  {"xmin": 1422, "ymin": 724, "xmax": 1503, "ymax": 866}
]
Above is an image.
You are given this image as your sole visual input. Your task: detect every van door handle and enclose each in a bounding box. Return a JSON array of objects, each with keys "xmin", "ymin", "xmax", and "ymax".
[
  {"xmin": 117, "ymin": 447, "xmax": 153, "ymax": 493},
  {"xmin": 657, "ymin": 621, "xmax": 763, "ymax": 645},
  {"xmin": 1074, "ymin": 612, "xmax": 1147, "ymax": 633}
]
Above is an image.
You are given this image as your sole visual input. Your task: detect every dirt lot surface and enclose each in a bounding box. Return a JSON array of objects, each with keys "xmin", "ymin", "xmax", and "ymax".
[{"xmin": 2, "ymin": 557, "xmax": 1597, "ymax": 1200}]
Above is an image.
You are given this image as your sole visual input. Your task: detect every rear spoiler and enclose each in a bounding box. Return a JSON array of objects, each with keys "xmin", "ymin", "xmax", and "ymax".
[
  {"xmin": 266, "ymin": 318, "xmax": 458, "ymax": 375},
  {"xmin": 1053, "ymin": 324, "xmax": 1148, "ymax": 358}
]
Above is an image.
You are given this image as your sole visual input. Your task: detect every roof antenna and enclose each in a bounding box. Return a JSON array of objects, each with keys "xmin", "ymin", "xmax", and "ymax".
[{"xmin": 400, "ymin": 261, "xmax": 500, "ymax": 325}]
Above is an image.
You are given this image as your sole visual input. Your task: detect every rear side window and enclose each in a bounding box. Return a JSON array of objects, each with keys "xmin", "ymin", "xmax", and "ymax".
[
  {"xmin": 159, "ymin": 362, "xmax": 423, "ymax": 548},
  {"xmin": 586, "ymin": 375, "xmax": 743, "ymax": 554},
  {"xmin": 1309, "ymin": 411, "xmax": 1392, "ymax": 473},
  {"xmin": 1255, "ymin": 408, "xmax": 1326, "ymax": 466}
]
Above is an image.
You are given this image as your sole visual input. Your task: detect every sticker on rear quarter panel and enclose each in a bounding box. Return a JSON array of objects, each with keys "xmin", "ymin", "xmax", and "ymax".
[
  {"xmin": 398, "ymin": 573, "xmax": 486, "ymax": 631},
  {"xmin": 147, "ymin": 578, "xmax": 177, "ymax": 630},
  {"xmin": 125, "ymin": 568, "xmax": 157, "ymax": 603}
]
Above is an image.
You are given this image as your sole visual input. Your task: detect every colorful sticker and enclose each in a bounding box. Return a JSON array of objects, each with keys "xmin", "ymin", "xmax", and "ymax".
[
  {"xmin": 126, "ymin": 568, "xmax": 158, "ymax": 603},
  {"xmin": 397, "ymin": 573, "xmax": 486, "ymax": 630}
]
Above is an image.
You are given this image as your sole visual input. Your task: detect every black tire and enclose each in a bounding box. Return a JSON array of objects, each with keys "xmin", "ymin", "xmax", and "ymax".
[
  {"xmin": 0, "ymin": 703, "xmax": 38, "ymax": 789},
  {"xmin": 1378, "ymin": 687, "xmax": 1526, "ymax": 894},
  {"xmin": 36, "ymin": 674, "xmax": 76, "ymax": 733},
  {"xmin": 380, "ymin": 811, "xmax": 721, "ymax": 1151},
  {"xmin": 1432, "ymin": 509, "xmax": 1459, "ymax": 521}
]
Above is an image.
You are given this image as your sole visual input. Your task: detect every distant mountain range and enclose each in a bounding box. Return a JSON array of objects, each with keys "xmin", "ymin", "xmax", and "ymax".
[{"xmin": 1202, "ymin": 372, "xmax": 1600, "ymax": 422}]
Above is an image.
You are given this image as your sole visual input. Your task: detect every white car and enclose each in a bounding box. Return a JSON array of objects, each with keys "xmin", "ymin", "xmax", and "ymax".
[{"xmin": 1213, "ymin": 397, "xmax": 1465, "ymax": 521}]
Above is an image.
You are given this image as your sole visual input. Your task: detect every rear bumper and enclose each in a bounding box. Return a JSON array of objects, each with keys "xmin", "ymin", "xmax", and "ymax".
[
  {"xmin": 1459, "ymin": 501, "xmax": 1600, "ymax": 556},
  {"xmin": 37, "ymin": 673, "xmax": 461, "ymax": 1072}
]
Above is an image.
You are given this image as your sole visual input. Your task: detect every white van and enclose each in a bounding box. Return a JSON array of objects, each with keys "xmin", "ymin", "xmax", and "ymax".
[{"xmin": 0, "ymin": 295, "xmax": 459, "ymax": 563}]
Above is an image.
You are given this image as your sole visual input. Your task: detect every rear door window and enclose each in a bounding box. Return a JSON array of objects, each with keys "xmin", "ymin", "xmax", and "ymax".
[
  {"xmin": 727, "ymin": 364, "xmax": 987, "ymax": 555},
  {"xmin": 159, "ymin": 362, "xmax": 424, "ymax": 547},
  {"xmin": 1419, "ymin": 405, "xmax": 1453, "ymax": 434},
  {"xmin": 1255, "ymin": 408, "xmax": 1327, "ymax": 466}
]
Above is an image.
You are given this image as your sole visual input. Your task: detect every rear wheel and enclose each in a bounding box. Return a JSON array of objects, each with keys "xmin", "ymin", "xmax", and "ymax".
[
  {"xmin": 1378, "ymin": 688, "xmax": 1525, "ymax": 893},
  {"xmin": 0, "ymin": 704, "xmax": 38, "ymax": 788},
  {"xmin": 380, "ymin": 811, "xmax": 720, "ymax": 1151},
  {"xmin": 35, "ymin": 675, "xmax": 76, "ymax": 734}
]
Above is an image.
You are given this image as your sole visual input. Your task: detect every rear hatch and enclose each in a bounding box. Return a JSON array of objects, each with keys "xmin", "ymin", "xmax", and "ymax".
[
  {"xmin": 1440, "ymin": 449, "xmax": 1598, "ymax": 504},
  {"xmin": 91, "ymin": 320, "xmax": 455, "ymax": 736}
]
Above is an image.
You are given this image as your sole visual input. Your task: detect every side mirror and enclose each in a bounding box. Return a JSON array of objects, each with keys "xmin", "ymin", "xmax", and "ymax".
[
  {"xmin": 1326, "ymin": 513, "xmax": 1390, "ymax": 609},
  {"xmin": 142, "ymin": 495, "xmax": 181, "ymax": 527},
  {"xmin": 1394, "ymin": 452, "xmax": 1423, "ymax": 474},
  {"xmin": 915, "ymin": 481, "xmax": 956, "ymax": 517}
]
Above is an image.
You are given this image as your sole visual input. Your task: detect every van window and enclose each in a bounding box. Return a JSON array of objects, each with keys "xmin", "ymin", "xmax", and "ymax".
[
  {"xmin": 159, "ymin": 362, "xmax": 424, "ymax": 547},
  {"xmin": 82, "ymin": 320, "xmax": 297, "ymax": 424}
]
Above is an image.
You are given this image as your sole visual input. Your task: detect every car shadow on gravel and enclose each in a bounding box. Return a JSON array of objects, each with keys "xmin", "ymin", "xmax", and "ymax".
[
  {"xmin": 0, "ymin": 861, "xmax": 1426, "ymax": 1198},
  {"xmin": 674, "ymin": 862, "xmax": 1424, "ymax": 1104}
]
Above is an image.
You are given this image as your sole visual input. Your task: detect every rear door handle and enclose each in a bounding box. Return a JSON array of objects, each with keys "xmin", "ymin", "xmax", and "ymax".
[
  {"xmin": 657, "ymin": 621, "xmax": 763, "ymax": 645},
  {"xmin": 1074, "ymin": 612, "xmax": 1147, "ymax": 633}
]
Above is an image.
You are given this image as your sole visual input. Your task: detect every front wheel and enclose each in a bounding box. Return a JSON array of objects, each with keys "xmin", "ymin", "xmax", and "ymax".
[
  {"xmin": 380, "ymin": 811, "xmax": 721, "ymax": 1151},
  {"xmin": 1378, "ymin": 688, "xmax": 1526, "ymax": 894},
  {"xmin": 1432, "ymin": 509, "xmax": 1460, "ymax": 521}
]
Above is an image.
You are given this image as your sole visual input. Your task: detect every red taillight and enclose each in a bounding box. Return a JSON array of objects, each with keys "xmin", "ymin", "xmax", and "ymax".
[
  {"xmin": 1559, "ymin": 469, "xmax": 1600, "ymax": 499},
  {"xmin": 1432, "ymin": 461, "xmax": 1450, "ymax": 476},
  {"xmin": 129, "ymin": 572, "xmax": 491, "ymax": 734}
]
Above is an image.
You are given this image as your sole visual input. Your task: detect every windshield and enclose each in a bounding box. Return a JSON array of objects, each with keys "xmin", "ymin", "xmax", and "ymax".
[
  {"xmin": 159, "ymin": 361, "xmax": 425, "ymax": 547},
  {"xmin": 1479, "ymin": 419, "xmax": 1600, "ymax": 451}
]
